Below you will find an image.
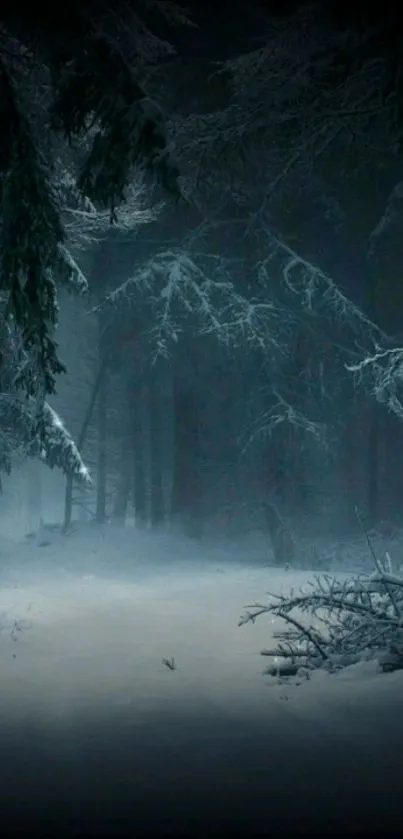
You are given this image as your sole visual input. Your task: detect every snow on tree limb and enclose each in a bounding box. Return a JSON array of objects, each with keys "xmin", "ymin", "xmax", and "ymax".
[
  {"xmin": 105, "ymin": 249, "xmax": 283, "ymax": 357},
  {"xmin": 57, "ymin": 244, "xmax": 88, "ymax": 294},
  {"xmin": 0, "ymin": 4, "xmax": 184, "ymax": 400},
  {"xmin": 36, "ymin": 402, "xmax": 91, "ymax": 484},
  {"xmin": 0, "ymin": 315, "xmax": 89, "ymax": 481},
  {"xmin": 172, "ymin": 4, "xmax": 398, "ymax": 215},
  {"xmin": 258, "ymin": 224, "xmax": 385, "ymax": 339},
  {"xmin": 346, "ymin": 346, "xmax": 403, "ymax": 419},
  {"xmin": 0, "ymin": 55, "xmax": 68, "ymax": 395},
  {"xmin": 272, "ymin": 232, "xmax": 403, "ymax": 425},
  {"xmin": 0, "ymin": 391, "xmax": 90, "ymax": 482},
  {"xmin": 240, "ymin": 556, "xmax": 403, "ymax": 680},
  {"xmin": 220, "ymin": 6, "xmax": 393, "ymax": 160},
  {"xmin": 367, "ymin": 180, "xmax": 403, "ymax": 255},
  {"xmin": 240, "ymin": 390, "xmax": 327, "ymax": 453},
  {"xmin": 56, "ymin": 161, "xmax": 163, "ymax": 251}
]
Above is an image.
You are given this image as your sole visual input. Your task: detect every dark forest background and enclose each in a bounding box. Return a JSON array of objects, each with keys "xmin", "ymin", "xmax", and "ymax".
[{"xmin": 2, "ymin": 0, "xmax": 403, "ymax": 553}]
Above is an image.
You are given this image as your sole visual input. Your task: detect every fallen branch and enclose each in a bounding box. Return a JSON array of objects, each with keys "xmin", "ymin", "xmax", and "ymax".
[{"xmin": 240, "ymin": 526, "xmax": 403, "ymax": 680}]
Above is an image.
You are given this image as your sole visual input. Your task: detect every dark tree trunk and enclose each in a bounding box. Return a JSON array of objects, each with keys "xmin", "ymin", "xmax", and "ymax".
[
  {"xmin": 171, "ymin": 386, "xmax": 203, "ymax": 536},
  {"xmin": 113, "ymin": 444, "xmax": 131, "ymax": 525},
  {"xmin": 112, "ymin": 371, "xmax": 133, "ymax": 526},
  {"xmin": 132, "ymin": 381, "xmax": 148, "ymax": 528},
  {"xmin": 171, "ymin": 387, "xmax": 191, "ymax": 523},
  {"xmin": 27, "ymin": 460, "xmax": 42, "ymax": 532},
  {"xmin": 149, "ymin": 381, "xmax": 165, "ymax": 530},
  {"xmin": 341, "ymin": 395, "xmax": 358, "ymax": 531},
  {"xmin": 65, "ymin": 233, "xmax": 119, "ymax": 530},
  {"xmin": 365, "ymin": 268, "xmax": 380, "ymax": 528},
  {"xmin": 63, "ymin": 475, "xmax": 74, "ymax": 533},
  {"xmin": 148, "ymin": 359, "xmax": 175, "ymax": 530},
  {"xmin": 95, "ymin": 354, "xmax": 107, "ymax": 523},
  {"xmin": 262, "ymin": 501, "xmax": 294, "ymax": 566},
  {"xmin": 368, "ymin": 407, "xmax": 380, "ymax": 527},
  {"xmin": 63, "ymin": 362, "xmax": 106, "ymax": 533}
]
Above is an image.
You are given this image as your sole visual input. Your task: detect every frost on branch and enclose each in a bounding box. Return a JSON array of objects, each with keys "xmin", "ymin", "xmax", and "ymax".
[
  {"xmin": 52, "ymin": 41, "xmax": 181, "ymax": 206},
  {"xmin": 0, "ymin": 57, "xmax": 69, "ymax": 395},
  {"xmin": 0, "ymin": 315, "xmax": 89, "ymax": 481},
  {"xmin": 0, "ymin": 10, "xmax": 179, "ymax": 399},
  {"xmin": 57, "ymin": 244, "xmax": 88, "ymax": 295},
  {"xmin": 106, "ymin": 250, "xmax": 282, "ymax": 357},
  {"xmin": 0, "ymin": 390, "xmax": 90, "ymax": 483},
  {"xmin": 368, "ymin": 180, "xmax": 403, "ymax": 257},
  {"xmin": 241, "ymin": 390, "xmax": 326, "ymax": 453},
  {"xmin": 255, "ymin": 228, "xmax": 403, "ymax": 422},
  {"xmin": 347, "ymin": 346, "xmax": 403, "ymax": 421},
  {"xmin": 0, "ymin": 56, "xmax": 94, "ymax": 396},
  {"xmin": 258, "ymin": 227, "xmax": 383, "ymax": 340},
  {"xmin": 56, "ymin": 162, "xmax": 162, "ymax": 249},
  {"xmin": 237, "ymin": 227, "xmax": 393, "ymax": 439},
  {"xmin": 33, "ymin": 402, "xmax": 91, "ymax": 484},
  {"xmin": 173, "ymin": 6, "xmax": 389, "ymax": 207},
  {"xmin": 240, "ymin": 556, "xmax": 403, "ymax": 681}
]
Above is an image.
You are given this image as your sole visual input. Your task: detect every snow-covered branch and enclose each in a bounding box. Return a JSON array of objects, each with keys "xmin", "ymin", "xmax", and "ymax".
[
  {"xmin": 105, "ymin": 249, "xmax": 284, "ymax": 357},
  {"xmin": 240, "ymin": 390, "xmax": 327, "ymax": 452},
  {"xmin": 35, "ymin": 402, "xmax": 91, "ymax": 484},
  {"xmin": 346, "ymin": 345, "xmax": 403, "ymax": 419},
  {"xmin": 0, "ymin": 315, "xmax": 90, "ymax": 481},
  {"xmin": 253, "ymin": 224, "xmax": 403, "ymax": 421},
  {"xmin": 240, "ymin": 553, "xmax": 403, "ymax": 680},
  {"xmin": 368, "ymin": 180, "xmax": 403, "ymax": 255},
  {"xmin": 258, "ymin": 225, "xmax": 385, "ymax": 340},
  {"xmin": 0, "ymin": 391, "xmax": 90, "ymax": 483},
  {"xmin": 55, "ymin": 160, "xmax": 163, "ymax": 251},
  {"xmin": 172, "ymin": 6, "xmax": 392, "ymax": 209}
]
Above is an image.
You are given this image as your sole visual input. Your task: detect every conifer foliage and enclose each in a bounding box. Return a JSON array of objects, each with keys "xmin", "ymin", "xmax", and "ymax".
[
  {"xmin": 0, "ymin": 2, "xmax": 181, "ymax": 397},
  {"xmin": 0, "ymin": 1, "xmax": 184, "ymax": 478}
]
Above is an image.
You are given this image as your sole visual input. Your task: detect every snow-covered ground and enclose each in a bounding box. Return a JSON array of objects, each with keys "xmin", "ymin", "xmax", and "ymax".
[{"xmin": 1, "ymin": 524, "xmax": 402, "ymax": 834}]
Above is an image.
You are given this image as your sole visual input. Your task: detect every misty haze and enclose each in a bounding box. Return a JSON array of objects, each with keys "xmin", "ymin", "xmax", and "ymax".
[
  {"xmin": 2, "ymin": 0, "xmax": 403, "ymax": 835},
  {"xmin": 1, "ymin": 521, "xmax": 403, "ymax": 835}
]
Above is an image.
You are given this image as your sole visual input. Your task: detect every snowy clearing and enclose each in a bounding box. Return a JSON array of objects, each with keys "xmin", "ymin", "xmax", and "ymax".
[{"xmin": 1, "ymin": 526, "xmax": 403, "ymax": 834}]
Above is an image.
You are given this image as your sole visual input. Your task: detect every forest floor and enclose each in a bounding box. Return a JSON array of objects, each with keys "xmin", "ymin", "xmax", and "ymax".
[{"xmin": 0, "ymin": 523, "xmax": 403, "ymax": 834}]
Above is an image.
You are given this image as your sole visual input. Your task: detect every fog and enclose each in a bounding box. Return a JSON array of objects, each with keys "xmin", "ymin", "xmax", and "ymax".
[
  {"xmin": 2, "ymin": 3, "xmax": 403, "ymax": 834},
  {"xmin": 1, "ymin": 525, "xmax": 402, "ymax": 835}
]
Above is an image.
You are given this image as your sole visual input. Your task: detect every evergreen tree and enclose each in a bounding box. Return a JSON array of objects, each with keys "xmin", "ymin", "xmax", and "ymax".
[{"xmin": 0, "ymin": 1, "xmax": 187, "ymax": 479}]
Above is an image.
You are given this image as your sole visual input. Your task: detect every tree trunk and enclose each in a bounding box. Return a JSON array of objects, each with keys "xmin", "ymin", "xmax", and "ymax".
[
  {"xmin": 132, "ymin": 381, "xmax": 148, "ymax": 528},
  {"xmin": 262, "ymin": 501, "xmax": 294, "ymax": 566},
  {"xmin": 63, "ymin": 361, "xmax": 106, "ymax": 533},
  {"xmin": 368, "ymin": 407, "xmax": 380, "ymax": 527},
  {"xmin": 149, "ymin": 359, "xmax": 175, "ymax": 530},
  {"xmin": 171, "ymin": 386, "xmax": 203, "ymax": 536},
  {"xmin": 149, "ymin": 379, "xmax": 165, "ymax": 530},
  {"xmin": 63, "ymin": 477, "xmax": 74, "ymax": 534},
  {"xmin": 171, "ymin": 386, "xmax": 191, "ymax": 526},
  {"xmin": 63, "ymin": 233, "xmax": 118, "ymax": 530},
  {"xmin": 112, "ymin": 377, "xmax": 132, "ymax": 527},
  {"xmin": 26, "ymin": 460, "xmax": 42, "ymax": 533},
  {"xmin": 161, "ymin": 361, "xmax": 175, "ymax": 528},
  {"xmin": 341, "ymin": 394, "xmax": 358, "ymax": 532},
  {"xmin": 113, "ymin": 442, "xmax": 131, "ymax": 525},
  {"xmin": 95, "ymin": 359, "xmax": 107, "ymax": 523},
  {"xmin": 365, "ymin": 268, "xmax": 380, "ymax": 528}
]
